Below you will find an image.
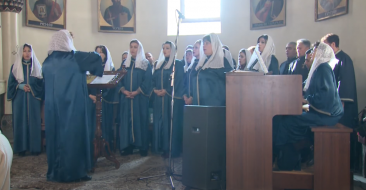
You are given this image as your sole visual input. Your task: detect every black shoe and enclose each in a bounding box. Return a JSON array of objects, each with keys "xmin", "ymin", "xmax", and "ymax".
[
  {"xmin": 161, "ymin": 152, "xmax": 169, "ymax": 159},
  {"xmin": 120, "ymin": 146, "xmax": 133, "ymax": 156},
  {"xmin": 18, "ymin": 151, "xmax": 26, "ymax": 157},
  {"xmin": 306, "ymin": 145, "xmax": 314, "ymax": 167},
  {"xmin": 31, "ymin": 152, "xmax": 40, "ymax": 156},
  {"xmin": 161, "ymin": 152, "xmax": 180, "ymax": 159},
  {"xmin": 140, "ymin": 150, "xmax": 148, "ymax": 157},
  {"xmin": 78, "ymin": 175, "xmax": 92, "ymax": 182}
]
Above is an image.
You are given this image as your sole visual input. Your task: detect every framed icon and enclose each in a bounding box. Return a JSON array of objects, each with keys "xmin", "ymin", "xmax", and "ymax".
[
  {"xmin": 98, "ymin": 0, "xmax": 136, "ymax": 33},
  {"xmin": 250, "ymin": 0, "xmax": 286, "ymax": 30},
  {"xmin": 26, "ymin": 0, "xmax": 66, "ymax": 30},
  {"xmin": 315, "ymin": 0, "xmax": 348, "ymax": 21}
]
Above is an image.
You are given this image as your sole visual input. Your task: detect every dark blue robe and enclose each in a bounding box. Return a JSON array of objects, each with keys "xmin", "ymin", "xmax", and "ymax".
[
  {"xmin": 7, "ymin": 62, "xmax": 43, "ymax": 154},
  {"xmin": 279, "ymin": 57, "xmax": 297, "ymax": 75},
  {"xmin": 274, "ymin": 62, "xmax": 343, "ymax": 171},
  {"xmin": 249, "ymin": 55, "xmax": 279, "ymax": 75},
  {"xmin": 191, "ymin": 57, "xmax": 233, "ymax": 106},
  {"xmin": 152, "ymin": 58, "xmax": 185, "ymax": 155},
  {"xmin": 184, "ymin": 59, "xmax": 199, "ymax": 99},
  {"xmin": 87, "ymin": 87, "xmax": 97, "ymax": 164},
  {"xmin": 334, "ymin": 50, "xmax": 358, "ymax": 128},
  {"xmin": 334, "ymin": 50, "xmax": 359, "ymax": 169},
  {"xmin": 43, "ymin": 51, "xmax": 103, "ymax": 182},
  {"xmin": 288, "ymin": 56, "xmax": 309, "ymax": 82},
  {"xmin": 118, "ymin": 59, "xmax": 152, "ymax": 151}
]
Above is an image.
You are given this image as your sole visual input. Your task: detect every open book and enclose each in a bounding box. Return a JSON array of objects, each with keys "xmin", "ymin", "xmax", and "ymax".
[{"xmin": 87, "ymin": 75, "xmax": 116, "ymax": 84}]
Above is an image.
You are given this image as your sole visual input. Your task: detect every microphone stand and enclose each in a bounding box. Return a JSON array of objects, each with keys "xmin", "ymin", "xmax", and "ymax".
[{"xmin": 137, "ymin": 10, "xmax": 183, "ymax": 190}]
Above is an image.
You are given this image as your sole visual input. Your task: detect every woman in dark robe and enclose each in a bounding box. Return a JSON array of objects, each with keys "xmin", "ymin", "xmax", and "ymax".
[
  {"xmin": 247, "ymin": 34, "xmax": 279, "ymax": 75},
  {"xmin": 152, "ymin": 41, "xmax": 185, "ymax": 157},
  {"xmin": 89, "ymin": 45, "xmax": 117, "ymax": 150},
  {"xmin": 191, "ymin": 33, "xmax": 234, "ymax": 106},
  {"xmin": 7, "ymin": 44, "xmax": 43, "ymax": 156},
  {"xmin": 237, "ymin": 48, "xmax": 252, "ymax": 71},
  {"xmin": 43, "ymin": 30, "xmax": 104, "ymax": 182},
  {"xmin": 118, "ymin": 39, "xmax": 152, "ymax": 157},
  {"xmin": 273, "ymin": 42, "xmax": 344, "ymax": 171},
  {"xmin": 184, "ymin": 40, "xmax": 201, "ymax": 105}
]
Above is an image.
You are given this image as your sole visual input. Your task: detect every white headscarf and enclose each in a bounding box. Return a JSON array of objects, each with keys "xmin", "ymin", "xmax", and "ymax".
[
  {"xmin": 184, "ymin": 49, "xmax": 193, "ymax": 72},
  {"xmin": 196, "ymin": 33, "xmax": 232, "ymax": 70},
  {"xmin": 124, "ymin": 39, "xmax": 149, "ymax": 71},
  {"xmin": 12, "ymin": 44, "xmax": 43, "ymax": 84},
  {"xmin": 247, "ymin": 35, "xmax": 275, "ymax": 72},
  {"xmin": 48, "ymin": 30, "xmax": 76, "ymax": 55},
  {"xmin": 98, "ymin": 45, "xmax": 114, "ymax": 71},
  {"xmin": 303, "ymin": 42, "xmax": 338, "ymax": 91},
  {"xmin": 155, "ymin": 41, "xmax": 176, "ymax": 70},
  {"xmin": 237, "ymin": 49, "xmax": 252, "ymax": 70}
]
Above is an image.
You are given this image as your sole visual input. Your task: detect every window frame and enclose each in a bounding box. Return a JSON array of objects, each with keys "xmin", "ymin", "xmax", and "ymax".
[{"xmin": 180, "ymin": 0, "xmax": 221, "ymax": 23}]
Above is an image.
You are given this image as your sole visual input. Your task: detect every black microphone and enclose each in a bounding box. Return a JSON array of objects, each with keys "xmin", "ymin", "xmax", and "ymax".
[{"xmin": 176, "ymin": 9, "xmax": 185, "ymax": 19}]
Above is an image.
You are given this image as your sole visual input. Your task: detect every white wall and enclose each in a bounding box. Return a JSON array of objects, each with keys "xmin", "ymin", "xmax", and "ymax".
[{"xmin": 17, "ymin": 0, "xmax": 366, "ymax": 110}]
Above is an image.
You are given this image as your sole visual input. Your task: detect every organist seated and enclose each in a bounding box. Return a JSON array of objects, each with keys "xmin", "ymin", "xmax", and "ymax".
[{"xmin": 273, "ymin": 42, "xmax": 344, "ymax": 171}]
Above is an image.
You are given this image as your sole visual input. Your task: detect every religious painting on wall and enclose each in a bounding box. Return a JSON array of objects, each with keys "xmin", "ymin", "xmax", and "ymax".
[
  {"xmin": 98, "ymin": 0, "xmax": 136, "ymax": 33},
  {"xmin": 250, "ymin": 0, "xmax": 286, "ymax": 30},
  {"xmin": 26, "ymin": 0, "xmax": 66, "ymax": 30},
  {"xmin": 315, "ymin": 0, "xmax": 348, "ymax": 21}
]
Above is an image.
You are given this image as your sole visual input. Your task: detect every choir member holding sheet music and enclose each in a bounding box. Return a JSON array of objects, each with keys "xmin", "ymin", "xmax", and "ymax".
[{"xmin": 93, "ymin": 45, "xmax": 118, "ymax": 151}]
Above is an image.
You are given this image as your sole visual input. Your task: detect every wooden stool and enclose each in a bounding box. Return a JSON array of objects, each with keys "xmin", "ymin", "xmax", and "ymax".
[{"xmin": 273, "ymin": 123, "xmax": 353, "ymax": 190}]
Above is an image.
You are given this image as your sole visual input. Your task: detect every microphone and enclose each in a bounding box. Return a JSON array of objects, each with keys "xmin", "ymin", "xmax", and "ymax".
[{"xmin": 176, "ymin": 9, "xmax": 185, "ymax": 19}]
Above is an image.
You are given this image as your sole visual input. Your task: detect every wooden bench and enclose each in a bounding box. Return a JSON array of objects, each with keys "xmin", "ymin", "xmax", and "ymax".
[{"xmin": 273, "ymin": 123, "xmax": 353, "ymax": 190}]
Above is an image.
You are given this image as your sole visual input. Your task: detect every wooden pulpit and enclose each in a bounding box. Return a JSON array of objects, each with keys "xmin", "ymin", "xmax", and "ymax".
[
  {"xmin": 87, "ymin": 70, "xmax": 126, "ymax": 170},
  {"xmin": 226, "ymin": 72, "xmax": 303, "ymax": 190}
]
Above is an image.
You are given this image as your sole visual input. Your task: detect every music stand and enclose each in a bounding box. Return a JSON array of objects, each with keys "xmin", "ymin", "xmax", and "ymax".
[{"xmin": 87, "ymin": 70, "xmax": 127, "ymax": 171}]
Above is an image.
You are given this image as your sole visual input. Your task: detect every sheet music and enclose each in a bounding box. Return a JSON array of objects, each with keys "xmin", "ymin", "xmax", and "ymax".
[
  {"xmin": 255, "ymin": 49, "xmax": 269, "ymax": 74},
  {"xmin": 90, "ymin": 75, "xmax": 115, "ymax": 84}
]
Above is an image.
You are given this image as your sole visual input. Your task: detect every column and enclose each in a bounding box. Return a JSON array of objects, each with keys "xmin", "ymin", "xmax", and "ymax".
[{"xmin": 0, "ymin": 1, "xmax": 23, "ymax": 115}]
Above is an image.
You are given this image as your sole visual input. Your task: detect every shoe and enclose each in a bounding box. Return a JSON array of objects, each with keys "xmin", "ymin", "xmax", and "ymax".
[
  {"xmin": 161, "ymin": 152, "xmax": 180, "ymax": 159},
  {"xmin": 74, "ymin": 175, "xmax": 92, "ymax": 182},
  {"xmin": 31, "ymin": 152, "xmax": 40, "ymax": 156},
  {"xmin": 18, "ymin": 151, "xmax": 26, "ymax": 157},
  {"xmin": 161, "ymin": 152, "xmax": 169, "ymax": 158},
  {"xmin": 140, "ymin": 150, "xmax": 148, "ymax": 157},
  {"xmin": 120, "ymin": 146, "xmax": 133, "ymax": 156}
]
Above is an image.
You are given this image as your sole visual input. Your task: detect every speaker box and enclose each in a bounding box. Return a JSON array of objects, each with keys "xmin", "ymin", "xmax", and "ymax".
[{"xmin": 182, "ymin": 106, "xmax": 226, "ymax": 190}]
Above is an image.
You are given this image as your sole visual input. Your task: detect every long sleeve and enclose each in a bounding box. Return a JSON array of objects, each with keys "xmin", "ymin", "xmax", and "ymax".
[
  {"xmin": 29, "ymin": 77, "xmax": 44, "ymax": 100},
  {"xmin": 269, "ymin": 55, "xmax": 279, "ymax": 75},
  {"xmin": 171, "ymin": 60, "xmax": 185, "ymax": 98},
  {"xmin": 74, "ymin": 51, "xmax": 104, "ymax": 77},
  {"xmin": 7, "ymin": 65, "xmax": 19, "ymax": 101},
  {"xmin": 152, "ymin": 71, "xmax": 157, "ymax": 90},
  {"xmin": 139, "ymin": 64, "xmax": 153, "ymax": 97},
  {"xmin": 337, "ymin": 55, "xmax": 357, "ymax": 102},
  {"xmin": 306, "ymin": 69, "xmax": 332, "ymax": 110},
  {"xmin": 305, "ymin": 63, "xmax": 342, "ymax": 116}
]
